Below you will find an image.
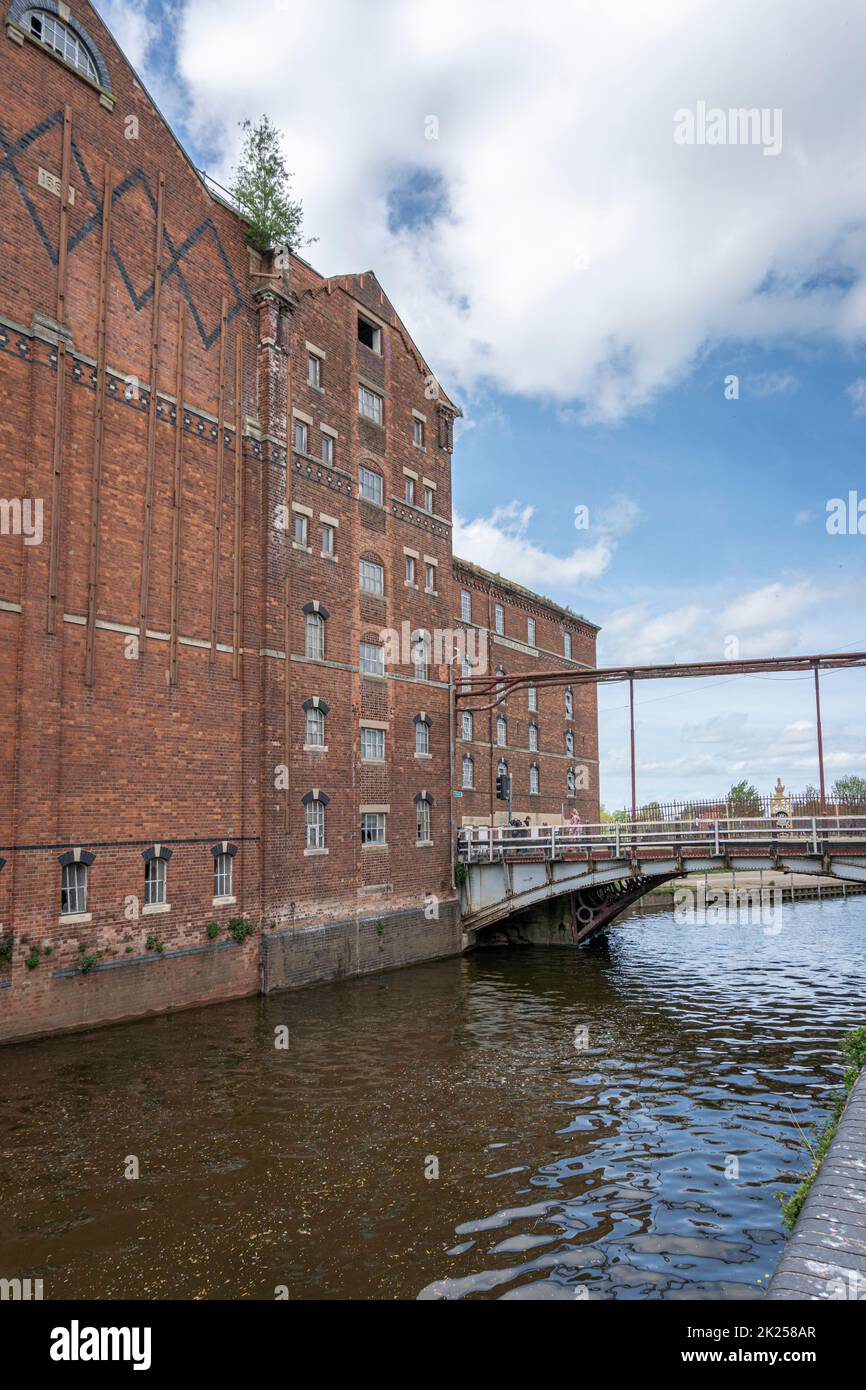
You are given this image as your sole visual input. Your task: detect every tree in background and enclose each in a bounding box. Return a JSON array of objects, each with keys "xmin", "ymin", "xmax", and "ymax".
[
  {"xmin": 726, "ymin": 780, "xmax": 763, "ymax": 816},
  {"xmin": 831, "ymin": 774, "xmax": 866, "ymax": 803},
  {"xmin": 231, "ymin": 116, "xmax": 314, "ymax": 255}
]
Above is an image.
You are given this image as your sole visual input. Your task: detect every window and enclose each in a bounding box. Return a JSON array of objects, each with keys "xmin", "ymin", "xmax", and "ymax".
[
  {"xmin": 359, "ymin": 384, "xmax": 384, "ymax": 425},
  {"xmin": 404, "ymin": 475, "xmax": 415, "ymax": 505},
  {"xmin": 497, "ymin": 758, "xmax": 508, "ymax": 781},
  {"xmin": 360, "ymin": 640, "xmax": 384, "ymax": 677},
  {"xmin": 495, "ymin": 604, "xmax": 505, "ymax": 635},
  {"xmin": 530, "ymin": 764, "xmax": 540, "ymax": 796},
  {"xmin": 566, "ymin": 730, "xmax": 574, "ymax": 756},
  {"xmin": 305, "ymin": 706, "xmax": 325, "ymax": 747},
  {"xmin": 425, "ymin": 563, "xmax": 436, "ymax": 593},
  {"xmin": 361, "ymin": 726, "xmax": 385, "ymax": 762},
  {"xmin": 358, "ymin": 316, "xmax": 381, "ymax": 353},
  {"xmin": 405, "ymin": 554, "xmax": 416, "ymax": 585},
  {"xmin": 529, "ymin": 722, "xmax": 538, "ymax": 752},
  {"xmin": 461, "ymin": 710, "xmax": 473, "ymax": 741},
  {"xmin": 461, "ymin": 656, "xmax": 472, "ymax": 691},
  {"xmin": 566, "ymin": 767, "xmax": 576, "ymax": 798},
  {"xmin": 293, "ymin": 511, "xmax": 308, "ymax": 547},
  {"xmin": 461, "ymin": 590, "xmax": 472, "ymax": 623},
  {"xmin": 462, "ymin": 754, "xmax": 474, "ymax": 789},
  {"xmin": 527, "ymin": 616, "xmax": 536, "ymax": 646},
  {"xmin": 360, "ymin": 558, "xmax": 384, "ymax": 595},
  {"xmin": 145, "ymin": 856, "xmax": 167, "ymax": 907},
  {"xmin": 308, "ymin": 353, "xmax": 322, "ymax": 388},
  {"xmin": 27, "ymin": 10, "xmax": 98, "ymax": 81},
  {"xmin": 322, "ymin": 523, "xmax": 335, "ymax": 557},
  {"xmin": 321, "ymin": 434, "xmax": 334, "ymax": 465},
  {"xmin": 423, "ymin": 484, "xmax": 435, "ymax": 513},
  {"xmin": 528, "ymin": 686, "xmax": 537, "ymax": 712},
  {"xmin": 60, "ymin": 861, "xmax": 87, "ymax": 915},
  {"xmin": 416, "ymin": 796, "xmax": 432, "ymax": 843},
  {"xmin": 293, "ymin": 418, "xmax": 308, "ymax": 454},
  {"xmin": 564, "ymin": 632, "xmax": 573, "ymax": 660},
  {"xmin": 359, "ymin": 465, "xmax": 383, "ymax": 504},
  {"xmin": 413, "ymin": 417, "xmax": 425, "ymax": 448},
  {"xmin": 305, "ymin": 611, "xmax": 325, "ymax": 660},
  {"xmin": 361, "ymin": 811, "xmax": 387, "ymax": 845},
  {"xmin": 305, "ymin": 798, "xmax": 326, "ymax": 850},
  {"xmin": 412, "ymin": 633, "xmax": 430, "ymax": 681},
  {"xmin": 496, "ymin": 666, "xmax": 505, "ymax": 696},
  {"xmin": 565, "ymin": 687, "xmax": 573, "ymax": 719},
  {"xmin": 415, "ymin": 718, "xmax": 430, "ymax": 755},
  {"xmin": 496, "ymin": 715, "xmax": 507, "ymax": 747},
  {"xmin": 214, "ymin": 852, "xmax": 233, "ymax": 899}
]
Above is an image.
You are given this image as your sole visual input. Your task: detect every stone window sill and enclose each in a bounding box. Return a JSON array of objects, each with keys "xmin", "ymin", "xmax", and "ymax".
[
  {"xmin": 143, "ymin": 902, "xmax": 171, "ymax": 915},
  {"xmin": 415, "ymin": 752, "xmax": 433, "ymax": 760},
  {"xmin": 59, "ymin": 911, "xmax": 92, "ymax": 925},
  {"xmin": 212, "ymin": 895, "xmax": 237, "ymax": 907},
  {"xmin": 304, "ymin": 847, "xmax": 329, "ymax": 857},
  {"xmin": 362, "ymin": 842, "xmax": 389, "ymax": 851},
  {"xmin": 304, "ymin": 744, "xmax": 329, "ymax": 753},
  {"xmin": 292, "ymin": 542, "xmax": 313, "ymax": 553},
  {"xmin": 415, "ymin": 840, "xmax": 434, "ymax": 848},
  {"xmin": 322, "ymin": 553, "xmax": 338, "ymax": 562}
]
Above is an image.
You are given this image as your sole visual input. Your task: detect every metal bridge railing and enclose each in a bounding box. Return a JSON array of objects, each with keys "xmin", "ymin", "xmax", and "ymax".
[{"xmin": 456, "ymin": 816, "xmax": 866, "ymax": 864}]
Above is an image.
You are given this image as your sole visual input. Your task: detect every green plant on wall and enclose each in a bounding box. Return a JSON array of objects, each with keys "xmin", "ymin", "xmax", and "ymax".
[
  {"xmin": 206, "ymin": 921, "xmax": 221, "ymax": 940},
  {"xmin": 145, "ymin": 935, "xmax": 164, "ymax": 955},
  {"xmin": 24, "ymin": 945, "xmax": 41, "ymax": 971},
  {"xmin": 228, "ymin": 918, "xmax": 255, "ymax": 945},
  {"xmin": 779, "ymin": 1027, "xmax": 866, "ymax": 1228}
]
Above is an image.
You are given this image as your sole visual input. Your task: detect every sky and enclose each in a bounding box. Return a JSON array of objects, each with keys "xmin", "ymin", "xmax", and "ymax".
[{"xmin": 94, "ymin": 0, "xmax": 866, "ymax": 810}]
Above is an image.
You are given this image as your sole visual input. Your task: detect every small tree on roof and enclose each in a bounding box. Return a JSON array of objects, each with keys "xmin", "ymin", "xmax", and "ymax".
[{"xmin": 231, "ymin": 116, "xmax": 313, "ymax": 255}]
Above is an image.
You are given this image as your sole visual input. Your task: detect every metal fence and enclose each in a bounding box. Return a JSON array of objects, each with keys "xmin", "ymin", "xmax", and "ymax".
[{"xmin": 612, "ymin": 794, "xmax": 866, "ymax": 823}]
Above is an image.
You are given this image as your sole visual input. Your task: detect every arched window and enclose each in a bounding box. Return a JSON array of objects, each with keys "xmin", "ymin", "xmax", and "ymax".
[
  {"xmin": 142, "ymin": 845, "xmax": 172, "ymax": 908},
  {"xmin": 58, "ymin": 849, "xmax": 95, "ymax": 916},
  {"xmin": 303, "ymin": 697, "xmax": 329, "ymax": 748},
  {"xmin": 415, "ymin": 792, "xmax": 433, "ymax": 844},
  {"xmin": 566, "ymin": 767, "xmax": 576, "ymax": 798},
  {"xmin": 462, "ymin": 754, "xmax": 474, "ymax": 789},
  {"xmin": 302, "ymin": 791, "xmax": 330, "ymax": 850},
  {"xmin": 496, "ymin": 665, "xmax": 505, "ymax": 697},
  {"xmin": 461, "ymin": 710, "xmax": 473, "ymax": 741},
  {"xmin": 528, "ymin": 722, "xmax": 538, "ymax": 752},
  {"xmin": 497, "ymin": 758, "xmax": 508, "ymax": 780},
  {"xmin": 530, "ymin": 763, "xmax": 540, "ymax": 796},
  {"xmin": 565, "ymin": 686, "xmax": 573, "ymax": 720},
  {"xmin": 303, "ymin": 602, "xmax": 329, "ymax": 660},
  {"xmin": 24, "ymin": 9, "xmax": 98, "ymax": 82},
  {"xmin": 211, "ymin": 842, "xmax": 238, "ymax": 901},
  {"xmin": 565, "ymin": 729, "xmax": 574, "ymax": 756},
  {"xmin": 496, "ymin": 714, "xmax": 507, "ymax": 747},
  {"xmin": 414, "ymin": 714, "xmax": 431, "ymax": 755}
]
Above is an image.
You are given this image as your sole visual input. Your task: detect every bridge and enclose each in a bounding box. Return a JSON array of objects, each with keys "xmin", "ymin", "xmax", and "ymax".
[{"xmin": 457, "ymin": 816, "xmax": 866, "ymax": 941}]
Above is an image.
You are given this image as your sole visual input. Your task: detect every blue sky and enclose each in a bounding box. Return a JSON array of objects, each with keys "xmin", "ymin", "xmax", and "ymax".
[{"xmin": 95, "ymin": 0, "xmax": 866, "ymax": 810}]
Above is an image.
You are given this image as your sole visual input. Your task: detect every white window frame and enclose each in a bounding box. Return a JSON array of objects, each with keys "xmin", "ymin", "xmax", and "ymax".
[
  {"xmin": 529, "ymin": 723, "xmax": 538, "ymax": 752},
  {"xmin": 214, "ymin": 852, "xmax": 233, "ymax": 899},
  {"xmin": 460, "ymin": 590, "xmax": 472, "ymax": 623},
  {"xmin": 305, "ymin": 611, "xmax": 325, "ymax": 660},
  {"xmin": 423, "ymin": 484, "xmax": 435, "ymax": 513},
  {"xmin": 293, "ymin": 419, "xmax": 308, "ymax": 454},
  {"xmin": 359, "ymin": 465, "xmax": 383, "ymax": 504},
  {"xmin": 359, "ymin": 558, "xmax": 384, "ymax": 595},
  {"xmin": 404, "ymin": 475, "xmax": 415, "ymax": 505},
  {"xmin": 425, "ymin": 563, "xmax": 435, "ymax": 593},
  {"xmin": 416, "ymin": 798, "xmax": 432, "ymax": 844},
  {"xmin": 358, "ymin": 316, "xmax": 382, "ymax": 353},
  {"xmin": 530, "ymin": 765, "xmax": 540, "ymax": 796},
  {"xmin": 566, "ymin": 730, "xmax": 574, "ymax": 756},
  {"xmin": 308, "ymin": 353, "xmax": 322, "ymax": 388},
  {"xmin": 405, "ymin": 554, "xmax": 416, "ymax": 585},
  {"xmin": 565, "ymin": 687, "xmax": 573, "ymax": 719},
  {"xmin": 305, "ymin": 799, "xmax": 326, "ymax": 850},
  {"xmin": 28, "ymin": 11, "xmax": 98, "ymax": 81},
  {"xmin": 60, "ymin": 861, "xmax": 87, "ymax": 916},
  {"xmin": 495, "ymin": 604, "xmax": 504, "ymax": 635},
  {"xmin": 360, "ymin": 641, "xmax": 385, "ymax": 677},
  {"xmin": 496, "ymin": 715, "xmax": 507, "ymax": 747},
  {"xmin": 321, "ymin": 433, "xmax": 333, "ymax": 465},
  {"xmin": 361, "ymin": 726, "xmax": 386, "ymax": 762},
  {"xmin": 462, "ymin": 755, "xmax": 474, "ymax": 789},
  {"xmin": 527, "ymin": 616, "xmax": 536, "ymax": 646},
  {"xmin": 564, "ymin": 632, "xmax": 573, "ymax": 660},
  {"xmin": 527, "ymin": 686, "xmax": 537, "ymax": 712},
  {"xmin": 358, "ymin": 384, "xmax": 384, "ymax": 425},
  {"xmin": 293, "ymin": 511, "xmax": 309, "ymax": 547},
  {"xmin": 321, "ymin": 522, "xmax": 335, "ymax": 557},
  {"xmin": 413, "ymin": 417, "xmax": 425, "ymax": 448},
  {"xmin": 144, "ymin": 856, "xmax": 167, "ymax": 907},
  {"xmin": 415, "ymin": 719, "xmax": 430, "ymax": 755},
  {"xmin": 305, "ymin": 706, "xmax": 325, "ymax": 747},
  {"xmin": 461, "ymin": 710, "xmax": 473, "ymax": 741},
  {"xmin": 361, "ymin": 811, "xmax": 387, "ymax": 845}
]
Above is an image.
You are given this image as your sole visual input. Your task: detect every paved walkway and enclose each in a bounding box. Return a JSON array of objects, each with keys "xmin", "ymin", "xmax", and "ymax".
[{"xmin": 769, "ymin": 1067, "xmax": 866, "ymax": 1299}]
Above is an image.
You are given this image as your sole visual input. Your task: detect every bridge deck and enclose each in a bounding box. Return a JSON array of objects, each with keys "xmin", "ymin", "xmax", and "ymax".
[{"xmin": 769, "ymin": 1067, "xmax": 866, "ymax": 1300}]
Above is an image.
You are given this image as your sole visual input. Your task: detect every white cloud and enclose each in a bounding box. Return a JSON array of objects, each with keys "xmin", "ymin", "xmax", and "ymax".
[
  {"xmin": 95, "ymin": 0, "xmax": 157, "ymax": 68},
  {"xmin": 151, "ymin": 0, "xmax": 866, "ymax": 421},
  {"xmin": 749, "ymin": 371, "xmax": 799, "ymax": 397},
  {"xmin": 846, "ymin": 378, "xmax": 866, "ymax": 415},
  {"xmin": 453, "ymin": 494, "xmax": 638, "ymax": 591}
]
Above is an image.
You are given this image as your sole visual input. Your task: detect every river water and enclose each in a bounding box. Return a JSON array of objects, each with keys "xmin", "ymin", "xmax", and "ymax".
[{"xmin": 1, "ymin": 896, "xmax": 865, "ymax": 1300}]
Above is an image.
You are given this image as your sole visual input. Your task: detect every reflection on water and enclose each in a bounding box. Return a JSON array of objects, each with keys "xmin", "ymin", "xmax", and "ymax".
[{"xmin": 1, "ymin": 897, "xmax": 865, "ymax": 1300}]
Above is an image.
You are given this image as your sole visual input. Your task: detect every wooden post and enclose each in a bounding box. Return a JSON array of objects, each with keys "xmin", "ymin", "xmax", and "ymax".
[{"xmin": 84, "ymin": 165, "xmax": 114, "ymax": 687}]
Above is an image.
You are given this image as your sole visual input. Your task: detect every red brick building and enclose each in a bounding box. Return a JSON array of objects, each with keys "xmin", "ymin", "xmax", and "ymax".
[
  {"xmin": 453, "ymin": 560, "xmax": 599, "ymax": 825},
  {"xmin": 0, "ymin": 1, "xmax": 598, "ymax": 1043}
]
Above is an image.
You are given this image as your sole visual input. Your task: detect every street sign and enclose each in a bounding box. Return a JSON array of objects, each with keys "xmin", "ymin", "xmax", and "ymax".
[{"xmin": 452, "ymin": 790, "xmax": 463, "ymax": 798}]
